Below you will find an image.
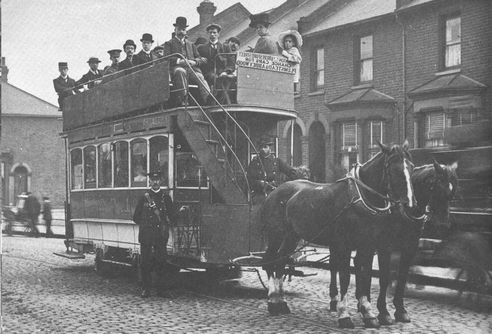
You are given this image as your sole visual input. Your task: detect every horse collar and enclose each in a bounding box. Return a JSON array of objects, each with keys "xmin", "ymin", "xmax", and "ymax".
[{"xmin": 347, "ymin": 164, "xmax": 393, "ymax": 216}]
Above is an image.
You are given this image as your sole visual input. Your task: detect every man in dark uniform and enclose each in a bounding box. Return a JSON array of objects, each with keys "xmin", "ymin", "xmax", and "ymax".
[
  {"xmin": 133, "ymin": 171, "xmax": 176, "ymax": 298},
  {"xmin": 53, "ymin": 62, "xmax": 77, "ymax": 110},
  {"xmin": 103, "ymin": 49, "xmax": 122, "ymax": 75},
  {"xmin": 247, "ymin": 136, "xmax": 296, "ymax": 204},
  {"xmin": 75, "ymin": 57, "xmax": 103, "ymax": 90}
]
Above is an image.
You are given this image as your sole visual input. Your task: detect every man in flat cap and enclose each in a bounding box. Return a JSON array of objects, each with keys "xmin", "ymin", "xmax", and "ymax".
[
  {"xmin": 119, "ymin": 39, "xmax": 141, "ymax": 74},
  {"xmin": 75, "ymin": 57, "xmax": 103, "ymax": 90},
  {"xmin": 197, "ymin": 23, "xmax": 235, "ymax": 88},
  {"xmin": 136, "ymin": 33, "xmax": 157, "ymax": 67},
  {"xmin": 163, "ymin": 16, "xmax": 211, "ymax": 106},
  {"xmin": 133, "ymin": 171, "xmax": 177, "ymax": 299},
  {"xmin": 247, "ymin": 136, "xmax": 296, "ymax": 204},
  {"xmin": 249, "ymin": 13, "xmax": 277, "ymax": 55},
  {"xmin": 53, "ymin": 62, "xmax": 77, "ymax": 110},
  {"xmin": 103, "ymin": 49, "xmax": 122, "ymax": 75}
]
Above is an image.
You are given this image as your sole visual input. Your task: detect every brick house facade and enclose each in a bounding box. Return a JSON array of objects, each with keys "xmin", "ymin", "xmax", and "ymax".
[{"xmin": 289, "ymin": 0, "xmax": 491, "ymax": 182}]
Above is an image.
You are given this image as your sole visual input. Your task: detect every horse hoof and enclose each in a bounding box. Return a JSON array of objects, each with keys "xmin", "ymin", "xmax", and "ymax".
[
  {"xmin": 363, "ymin": 317, "xmax": 380, "ymax": 328},
  {"xmin": 330, "ymin": 300, "xmax": 337, "ymax": 312},
  {"xmin": 338, "ymin": 317, "xmax": 355, "ymax": 329},
  {"xmin": 377, "ymin": 314, "xmax": 394, "ymax": 326},
  {"xmin": 395, "ymin": 311, "xmax": 411, "ymax": 323},
  {"xmin": 268, "ymin": 302, "xmax": 290, "ymax": 315}
]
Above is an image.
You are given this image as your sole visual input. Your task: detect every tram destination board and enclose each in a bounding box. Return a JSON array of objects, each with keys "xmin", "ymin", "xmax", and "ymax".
[
  {"xmin": 236, "ymin": 52, "xmax": 295, "ymax": 111},
  {"xmin": 63, "ymin": 60, "xmax": 170, "ymax": 131}
]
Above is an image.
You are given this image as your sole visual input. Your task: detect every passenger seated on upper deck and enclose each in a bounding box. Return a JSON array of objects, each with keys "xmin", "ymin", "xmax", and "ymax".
[
  {"xmin": 197, "ymin": 23, "xmax": 235, "ymax": 89},
  {"xmin": 163, "ymin": 16, "xmax": 211, "ymax": 106},
  {"xmin": 75, "ymin": 57, "xmax": 103, "ymax": 90},
  {"xmin": 119, "ymin": 39, "xmax": 140, "ymax": 74},
  {"xmin": 103, "ymin": 49, "xmax": 122, "ymax": 75},
  {"xmin": 153, "ymin": 45, "xmax": 164, "ymax": 58},
  {"xmin": 53, "ymin": 62, "xmax": 78, "ymax": 111},
  {"xmin": 135, "ymin": 33, "xmax": 157, "ymax": 66},
  {"xmin": 248, "ymin": 13, "xmax": 277, "ymax": 55}
]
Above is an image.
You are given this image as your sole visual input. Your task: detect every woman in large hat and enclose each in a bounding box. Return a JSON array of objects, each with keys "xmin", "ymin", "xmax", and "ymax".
[
  {"xmin": 278, "ymin": 30, "xmax": 303, "ymax": 91},
  {"xmin": 249, "ymin": 13, "xmax": 277, "ymax": 55}
]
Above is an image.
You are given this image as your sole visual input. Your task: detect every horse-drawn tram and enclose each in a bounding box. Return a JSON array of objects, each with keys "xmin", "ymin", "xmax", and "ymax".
[{"xmin": 56, "ymin": 52, "xmax": 297, "ymax": 277}]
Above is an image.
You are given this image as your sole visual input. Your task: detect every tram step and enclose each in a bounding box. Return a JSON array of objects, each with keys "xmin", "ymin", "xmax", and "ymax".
[{"xmin": 53, "ymin": 251, "xmax": 86, "ymax": 259}]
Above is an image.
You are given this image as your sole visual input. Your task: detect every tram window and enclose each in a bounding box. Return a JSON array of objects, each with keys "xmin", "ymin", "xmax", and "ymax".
[
  {"xmin": 176, "ymin": 153, "xmax": 207, "ymax": 188},
  {"xmin": 149, "ymin": 136, "xmax": 169, "ymax": 187},
  {"xmin": 98, "ymin": 143, "xmax": 112, "ymax": 188},
  {"xmin": 131, "ymin": 139, "xmax": 147, "ymax": 187},
  {"xmin": 114, "ymin": 141, "xmax": 129, "ymax": 187},
  {"xmin": 84, "ymin": 147, "xmax": 97, "ymax": 189},
  {"xmin": 71, "ymin": 148, "xmax": 83, "ymax": 189}
]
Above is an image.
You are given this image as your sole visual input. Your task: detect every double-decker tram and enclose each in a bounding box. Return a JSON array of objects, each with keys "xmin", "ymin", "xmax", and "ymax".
[{"xmin": 57, "ymin": 52, "xmax": 297, "ymax": 276}]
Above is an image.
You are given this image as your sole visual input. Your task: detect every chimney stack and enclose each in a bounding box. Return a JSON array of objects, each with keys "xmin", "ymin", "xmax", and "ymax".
[
  {"xmin": 197, "ymin": 0, "xmax": 217, "ymax": 27},
  {"xmin": 1, "ymin": 57, "xmax": 8, "ymax": 83}
]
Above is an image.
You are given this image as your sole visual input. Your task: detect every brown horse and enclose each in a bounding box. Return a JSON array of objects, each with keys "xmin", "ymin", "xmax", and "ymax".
[{"xmin": 259, "ymin": 141, "xmax": 415, "ymax": 328}]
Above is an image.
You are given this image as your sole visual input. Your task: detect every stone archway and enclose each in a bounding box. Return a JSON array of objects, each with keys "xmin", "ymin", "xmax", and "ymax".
[
  {"xmin": 309, "ymin": 121, "xmax": 326, "ymax": 182},
  {"xmin": 9, "ymin": 163, "xmax": 32, "ymax": 205}
]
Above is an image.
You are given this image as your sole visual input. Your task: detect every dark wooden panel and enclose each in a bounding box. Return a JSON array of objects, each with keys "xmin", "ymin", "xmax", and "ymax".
[
  {"xmin": 237, "ymin": 67, "xmax": 294, "ymax": 110},
  {"xmin": 63, "ymin": 61, "xmax": 170, "ymax": 131}
]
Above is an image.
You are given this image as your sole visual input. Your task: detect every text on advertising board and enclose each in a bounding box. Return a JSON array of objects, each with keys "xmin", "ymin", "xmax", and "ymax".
[{"xmin": 236, "ymin": 52, "xmax": 295, "ymax": 75}]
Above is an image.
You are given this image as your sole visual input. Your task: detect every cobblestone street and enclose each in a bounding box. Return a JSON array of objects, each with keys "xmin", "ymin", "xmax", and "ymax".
[{"xmin": 2, "ymin": 235, "xmax": 491, "ymax": 333}]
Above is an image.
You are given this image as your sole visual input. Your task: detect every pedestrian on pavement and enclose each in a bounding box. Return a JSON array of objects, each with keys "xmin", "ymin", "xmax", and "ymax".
[
  {"xmin": 133, "ymin": 171, "xmax": 177, "ymax": 298},
  {"xmin": 42, "ymin": 196, "xmax": 53, "ymax": 238},
  {"xmin": 24, "ymin": 192, "xmax": 41, "ymax": 238}
]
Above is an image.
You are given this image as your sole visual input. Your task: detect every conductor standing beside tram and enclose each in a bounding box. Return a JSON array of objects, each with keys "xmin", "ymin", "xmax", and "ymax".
[
  {"xmin": 133, "ymin": 171, "xmax": 177, "ymax": 299},
  {"xmin": 248, "ymin": 136, "xmax": 296, "ymax": 204}
]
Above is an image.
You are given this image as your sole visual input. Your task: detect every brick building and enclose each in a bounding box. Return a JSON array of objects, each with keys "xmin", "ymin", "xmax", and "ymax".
[
  {"xmin": 1, "ymin": 63, "xmax": 65, "ymax": 208},
  {"xmin": 293, "ymin": 0, "xmax": 491, "ymax": 182}
]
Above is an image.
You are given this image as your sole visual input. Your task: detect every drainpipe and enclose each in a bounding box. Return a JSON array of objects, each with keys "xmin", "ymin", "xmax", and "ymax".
[{"xmin": 396, "ymin": 14, "xmax": 407, "ymax": 142}]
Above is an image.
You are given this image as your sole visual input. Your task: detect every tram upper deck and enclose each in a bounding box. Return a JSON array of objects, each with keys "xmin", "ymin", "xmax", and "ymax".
[{"xmin": 62, "ymin": 52, "xmax": 297, "ymax": 133}]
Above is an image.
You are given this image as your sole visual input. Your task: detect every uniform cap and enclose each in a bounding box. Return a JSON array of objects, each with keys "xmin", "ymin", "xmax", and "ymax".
[
  {"xmin": 58, "ymin": 62, "xmax": 68, "ymax": 68},
  {"xmin": 107, "ymin": 49, "xmax": 122, "ymax": 56},
  {"xmin": 206, "ymin": 23, "xmax": 222, "ymax": 32},
  {"xmin": 147, "ymin": 171, "xmax": 163, "ymax": 178}
]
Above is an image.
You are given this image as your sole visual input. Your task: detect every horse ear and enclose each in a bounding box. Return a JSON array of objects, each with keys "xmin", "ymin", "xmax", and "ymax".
[
  {"xmin": 402, "ymin": 139, "xmax": 410, "ymax": 150},
  {"xmin": 432, "ymin": 158, "xmax": 444, "ymax": 174},
  {"xmin": 377, "ymin": 140, "xmax": 391, "ymax": 155}
]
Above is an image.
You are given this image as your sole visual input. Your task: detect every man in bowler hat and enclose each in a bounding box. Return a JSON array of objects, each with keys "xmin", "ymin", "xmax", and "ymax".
[
  {"xmin": 133, "ymin": 171, "xmax": 177, "ymax": 298},
  {"xmin": 135, "ymin": 33, "xmax": 157, "ymax": 66},
  {"xmin": 75, "ymin": 57, "xmax": 103, "ymax": 90},
  {"xmin": 53, "ymin": 62, "xmax": 77, "ymax": 110},
  {"xmin": 247, "ymin": 136, "xmax": 296, "ymax": 204},
  {"xmin": 119, "ymin": 39, "xmax": 140, "ymax": 73},
  {"xmin": 197, "ymin": 23, "xmax": 235, "ymax": 88},
  {"xmin": 163, "ymin": 16, "xmax": 211, "ymax": 106}
]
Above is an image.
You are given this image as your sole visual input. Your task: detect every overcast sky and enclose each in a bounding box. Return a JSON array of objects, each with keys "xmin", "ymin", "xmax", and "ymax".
[{"xmin": 2, "ymin": 0, "xmax": 285, "ymax": 106}]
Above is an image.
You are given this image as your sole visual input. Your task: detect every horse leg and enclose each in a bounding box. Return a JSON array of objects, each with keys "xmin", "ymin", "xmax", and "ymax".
[
  {"xmin": 337, "ymin": 249, "xmax": 355, "ymax": 329},
  {"xmin": 376, "ymin": 244, "xmax": 394, "ymax": 325},
  {"xmin": 263, "ymin": 231, "xmax": 283, "ymax": 315},
  {"xmin": 329, "ymin": 248, "xmax": 339, "ymax": 312},
  {"xmin": 355, "ymin": 248, "xmax": 379, "ymax": 328},
  {"xmin": 393, "ymin": 235, "xmax": 419, "ymax": 323},
  {"xmin": 265, "ymin": 233, "xmax": 298, "ymax": 315}
]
